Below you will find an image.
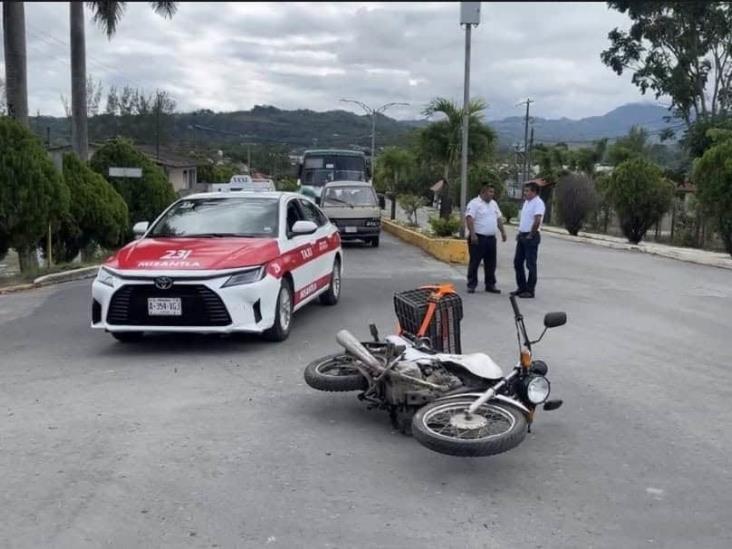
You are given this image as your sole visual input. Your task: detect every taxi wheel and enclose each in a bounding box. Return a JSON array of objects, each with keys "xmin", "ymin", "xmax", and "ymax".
[
  {"xmin": 370, "ymin": 237, "xmax": 380, "ymax": 248},
  {"xmin": 319, "ymin": 259, "xmax": 341, "ymax": 306},
  {"xmin": 264, "ymin": 279, "xmax": 293, "ymax": 342}
]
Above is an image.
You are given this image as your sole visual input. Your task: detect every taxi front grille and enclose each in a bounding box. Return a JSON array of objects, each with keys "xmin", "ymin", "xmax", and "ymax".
[{"xmin": 107, "ymin": 284, "xmax": 232, "ymax": 326}]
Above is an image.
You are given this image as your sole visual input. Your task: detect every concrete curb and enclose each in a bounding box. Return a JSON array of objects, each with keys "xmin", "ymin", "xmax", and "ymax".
[
  {"xmin": 541, "ymin": 226, "xmax": 732, "ymax": 270},
  {"xmin": 382, "ymin": 219, "xmax": 469, "ymax": 265},
  {"xmin": 33, "ymin": 265, "xmax": 100, "ymax": 286},
  {"xmin": 0, "ymin": 265, "xmax": 100, "ymax": 296}
]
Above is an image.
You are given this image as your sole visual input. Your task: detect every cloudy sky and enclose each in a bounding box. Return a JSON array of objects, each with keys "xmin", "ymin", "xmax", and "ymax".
[{"xmin": 3, "ymin": 2, "xmax": 652, "ymax": 121}]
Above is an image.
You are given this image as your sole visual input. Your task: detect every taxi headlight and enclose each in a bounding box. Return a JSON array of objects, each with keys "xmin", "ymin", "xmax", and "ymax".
[
  {"xmin": 365, "ymin": 218, "xmax": 381, "ymax": 227},
  {"xmin": 97, "ymin": 267, "xmax": 117, "ymax": 288},
  {"xmin": 222, "ymin": 267, "xmax": 265, "ymax": 288},
  {"xmin": 526, "ymin": 376, "xmax": 551, "ymax": 404}
]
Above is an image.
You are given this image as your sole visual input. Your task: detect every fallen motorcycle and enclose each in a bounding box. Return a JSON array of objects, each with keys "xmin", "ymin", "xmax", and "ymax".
[{"xmin": 303, "ymin": 285, "xmax": 566, "ymax": 457}]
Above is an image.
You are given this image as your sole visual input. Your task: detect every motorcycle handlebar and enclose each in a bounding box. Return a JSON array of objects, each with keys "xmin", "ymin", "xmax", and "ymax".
[{"xmin": 509, "ymin": 295, "xmax": 521, "ymax": 318}]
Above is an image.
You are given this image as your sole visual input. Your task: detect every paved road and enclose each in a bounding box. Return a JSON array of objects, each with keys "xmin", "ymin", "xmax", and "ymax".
[{"xmin": 1, "ymin": 232, "xmax": 731, "ymax": 548}]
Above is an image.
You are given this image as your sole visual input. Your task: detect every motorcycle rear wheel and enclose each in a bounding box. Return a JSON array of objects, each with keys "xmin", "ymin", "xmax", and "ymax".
[
  {"xmin": 411, "ymin": 398, "xmax": 528, "ymax": 457},
  {"xmin": 304, "ymin": 353, "xmax": 369, "ymax": 392}
]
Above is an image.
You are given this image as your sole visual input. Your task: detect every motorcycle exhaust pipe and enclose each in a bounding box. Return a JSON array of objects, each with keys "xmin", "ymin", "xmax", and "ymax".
[{"xmin": 336, "ymin": 330, "xmax": 384, "ymax": 372}]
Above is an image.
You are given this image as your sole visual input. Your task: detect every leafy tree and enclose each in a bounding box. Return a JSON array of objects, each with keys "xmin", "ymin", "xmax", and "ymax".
[
  {"xmin": 602, "ymin": 2, "xmax": 732, "ymax": 129},
  {"xmin": 606, "ymin": 126, "xmax": 652, "ymax": 166},
  {"xmin": 692, "ymin": 133, "xmax": 732, "ymax": 255},
  {"xmin": 500, "ymin": 201, "xmax": 519, "ymax": 224},
  {"xmin": 0, "ymin": 118, "xmax": 69, "ymax": 272},
  {"xmin": 419, "ymin": 97, "xmax": 495, "ymax": 182},
  {"xmin": 71, "ymin": 1, "xmax": 178, "ymax": 158},
  {"xmin": 683, "ymin": 115, "xmax": 732, "ymax": 158},
  {"xmin": 375, "ymin": 147, "xmax": 417, "ymax": 219},
  {"xmin": 90, "ymin": 138, "xmax": 175, "ymax": 226},
  {"xmin": 555, "ymin": 173, "xmax": 599, "ymax": 236},
  {"xmin": 534, "ymin": 143, "xmax": 569, "ymax": 184},
  {"xmin": 276, "ymin": 177, "xmax": 299, "ymax": 192},
  {"xmin": 398, "ymin": 194, "xmax": 426, "ymax": 227},
  {"xmin": 46, "ymin": 154, "xmax": 128, "ymax": 262},
  {"xmin": 607, "ymin": 158, "xmax": 675, "ymax": 244},
  {"xmin": 467, "ymin": 164, "xmax": 506, "ymax": 201}
]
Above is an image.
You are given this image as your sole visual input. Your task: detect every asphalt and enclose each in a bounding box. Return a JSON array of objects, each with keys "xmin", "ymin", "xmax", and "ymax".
[{"xmin": 1, "ymin": 231, "xmax": 731, "ymax": 548}]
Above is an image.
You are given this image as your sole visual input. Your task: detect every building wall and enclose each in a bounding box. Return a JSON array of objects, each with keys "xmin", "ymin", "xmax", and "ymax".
[{"xmin": 165, "ymin": 166, "xmax": 197, "ymax": 193}]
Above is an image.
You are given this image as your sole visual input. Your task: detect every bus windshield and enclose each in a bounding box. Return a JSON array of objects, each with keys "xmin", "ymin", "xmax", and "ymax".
[{"xmin": 301, "ymin": 154, "xmax": 367, "ymax": 187}]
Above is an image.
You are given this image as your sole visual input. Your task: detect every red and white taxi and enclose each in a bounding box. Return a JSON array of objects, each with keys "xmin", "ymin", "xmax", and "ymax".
[{"xmin": 91, "ymin": 191, "xmax": 342, "ymax": 342}]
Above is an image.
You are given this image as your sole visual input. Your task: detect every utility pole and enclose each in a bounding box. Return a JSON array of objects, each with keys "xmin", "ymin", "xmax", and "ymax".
[
  {"xmin": 528, "ymin": 125, "xmax": 534, "ymax": 181},
  {"xmin": 518, "ymin": 98, "xmax": 534, "ymax": 184},
  {"xmin": 459, "ymin": 2, "xmax": 481, "ymax": 237},
  {"xmin": 339, "ymin": 98, "xmax": 409, "ymax": 162}
]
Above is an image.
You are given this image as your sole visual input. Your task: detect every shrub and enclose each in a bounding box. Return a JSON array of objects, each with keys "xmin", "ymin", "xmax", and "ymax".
[
  {"xmin": 429, "ymin": 215, "xmax": 461, "ymax": 237},
  {"xmin": 43, "ymin": 154, "xmax": 128, "ymax": 262},
  {"xmin": 276, "ymin": 177, "xmax": 299, "ymax": 192},
  {"xmin": 90, "ymin": 138, "xmax": 175, "ymax": 227},
  {"xmin": 555, "ymin": 173, "xmax": 599, "ymax": 236},
  {"xmin": 607, "ymin": 158, "xmax": 674, "ymax": 244},
  {"xmin": 693, "ymin": 136, "xmax": 732, "ymax": 256},
  {"xmin": 398, "ymin": 194, "xmax": 426, "ymax": 226},
  {"xmin": 500, "ymin": 201, "xmax": 519, "ymax": 224},
  {"xmin": 0, "ymin": 117, "xmax": 69, "ymax": 272}
]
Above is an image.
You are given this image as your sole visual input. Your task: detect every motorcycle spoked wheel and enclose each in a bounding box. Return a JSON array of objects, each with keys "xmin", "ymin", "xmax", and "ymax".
[{"xmin": 411, "ymin": 398, "xmax": 528, "ymax": 457}]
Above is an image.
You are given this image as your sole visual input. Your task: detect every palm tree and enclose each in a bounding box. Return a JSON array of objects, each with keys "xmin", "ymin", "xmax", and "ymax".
[
  {"xmin": 419, "ymin": 97, "xmax": 494, "ymax": 182},
  {"xmin": 2, "ymin": 1, "xmax": 29, "ymax": 127},
  {"xmin": 70, "ymin": 1, "xmax": 177, "ymax": 159}
]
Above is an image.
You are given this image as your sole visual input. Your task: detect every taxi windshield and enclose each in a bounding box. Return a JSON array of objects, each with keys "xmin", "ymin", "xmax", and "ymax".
[{"xmin": 149, "ymin": 197, "xmax": 279, "ymax": 238}]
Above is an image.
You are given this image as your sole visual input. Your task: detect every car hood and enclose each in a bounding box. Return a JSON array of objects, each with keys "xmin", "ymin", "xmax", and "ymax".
[
  {"xmin": 322, "ymin": 205, "xmax": 380, "ymax": 219},
  {"xmin": 106, "ymin": 237, "xmax": 281, "ymax": 271}
]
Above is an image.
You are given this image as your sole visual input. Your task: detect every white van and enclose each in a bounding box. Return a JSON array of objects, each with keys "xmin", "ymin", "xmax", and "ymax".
[{"xmin": 320, "ymin": 181, "xmax": 382, "ymax": 247}]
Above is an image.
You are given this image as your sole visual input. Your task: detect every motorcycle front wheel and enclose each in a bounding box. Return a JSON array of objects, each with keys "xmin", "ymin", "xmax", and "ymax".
[{"xmin": 411, "ymin": 398, "xmax": 528, "ymax": 457}]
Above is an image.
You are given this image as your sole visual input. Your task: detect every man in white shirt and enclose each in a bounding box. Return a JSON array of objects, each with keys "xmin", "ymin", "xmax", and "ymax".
[
  {"xmin": 464, "ymin": 185, "xmax": 507, "ymax": 294},
  {"xmin": 511, "ymin": 182, "xmax": 546, "ymax": 298}
]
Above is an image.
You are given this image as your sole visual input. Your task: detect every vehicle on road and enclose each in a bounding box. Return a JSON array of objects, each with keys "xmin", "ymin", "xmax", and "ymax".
[
  {"xmin": 320, "ymin": 181, "xmax": 382, "ymax": 247},
  {"xmin": 91, "ymin": 191, "xmax": 342, "ymax": 343},
  {"xmin": 304, "ymin": 285, "xmax": 566, "ymax": 457},
  {"xmin": 297, "ymin": 149, "xmax": 370, "ymax": 203}
]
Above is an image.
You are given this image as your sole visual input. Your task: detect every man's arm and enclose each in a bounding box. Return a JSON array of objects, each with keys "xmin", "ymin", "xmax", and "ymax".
[
  {"xmin": 497, "ymin": 217, "xmax": 507, "ymax": 242},
  {"xmin": 530, "ymin": 214, "xmax": 542, "ymax": 236},
  {"xmin": 466, "ymin": 215, "xmax": 478, "ymax": 243}
]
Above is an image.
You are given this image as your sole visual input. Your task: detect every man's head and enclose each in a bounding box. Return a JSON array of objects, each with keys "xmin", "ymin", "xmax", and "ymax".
[
  {"xmin": 479, "ymin": 185, "xmax": 496, "ymax": 202},
  {"xmin": 523, "ymin": 182, "xmax": 540, "ymax": 200}
]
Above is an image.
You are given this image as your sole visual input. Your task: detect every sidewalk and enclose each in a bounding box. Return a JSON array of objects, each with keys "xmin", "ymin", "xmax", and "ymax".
[{"xmin": 384, "ymin": 199, "xmax": 732, "ymax": 271}]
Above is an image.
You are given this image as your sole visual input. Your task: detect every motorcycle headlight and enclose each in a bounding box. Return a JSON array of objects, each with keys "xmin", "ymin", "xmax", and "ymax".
[
  {"xmin": 526, "ymin": 376, "xmax": 551, "ymax": 404},
  {"xmin": 97, "ymin": 267, "xmax": 117, "ymax": 288},
  {"xmin": 221, "ymin": 267, "xmax": 265, "ymax": 288}
]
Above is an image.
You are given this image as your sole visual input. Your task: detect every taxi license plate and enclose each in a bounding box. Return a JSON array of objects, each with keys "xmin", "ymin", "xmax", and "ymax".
[
  {"xmin": 148, "ymin": 298, "xmax": 182, "ymax": 316},
  {"xmin": 344, "ymin": 227, "xmax": 357, "ymax": 233}
]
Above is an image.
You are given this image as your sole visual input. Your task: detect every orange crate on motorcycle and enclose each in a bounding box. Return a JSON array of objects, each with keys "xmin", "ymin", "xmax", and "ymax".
[{"xmin": 393, "ymin": 284, "xmax": 462, "ymax": 354}]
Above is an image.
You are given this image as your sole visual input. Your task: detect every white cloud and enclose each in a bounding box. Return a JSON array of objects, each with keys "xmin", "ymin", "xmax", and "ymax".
[{"xmin": 1, "ymin": 1, "xmax": 647, "ymax": 121}]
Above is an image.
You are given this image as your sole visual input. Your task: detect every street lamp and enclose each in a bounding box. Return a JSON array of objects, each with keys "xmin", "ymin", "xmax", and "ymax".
[
  {"xmin": 339, "ymin": 99, "xmax": 409, "ymax": 162},
  {"xmin": 459, "ymin": 2, "xmax": 481, "ymax": 238}
]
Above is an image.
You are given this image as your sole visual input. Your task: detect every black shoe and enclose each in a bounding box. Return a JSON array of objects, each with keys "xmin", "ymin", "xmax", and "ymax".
[
  {"xmin": 518, "ymin": 291, "xmax": 535, "ymax": 299},
  {"xmin": 467, "ymin": 287, "xmax": 476, "ymax": 294},
  {"xmin": 509, "ymin": 289, "xmax": 523, "ymax": 296},
  {"xmin": 485, "ymin": 286, "xmax": 501, "ymax": 294}
]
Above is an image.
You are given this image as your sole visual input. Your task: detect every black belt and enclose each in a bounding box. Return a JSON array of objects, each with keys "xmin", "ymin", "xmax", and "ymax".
[{"xmin": 475, "ymin": 233, "xmax": 496, "ymax": 237}]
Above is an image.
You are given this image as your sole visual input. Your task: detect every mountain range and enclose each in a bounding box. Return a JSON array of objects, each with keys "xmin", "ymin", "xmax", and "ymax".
[{"xmin": 30, "ymin": 102, "xmax": 676, "ymax": 153}]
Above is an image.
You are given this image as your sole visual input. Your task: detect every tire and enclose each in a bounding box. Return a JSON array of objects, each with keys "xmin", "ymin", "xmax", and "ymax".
[
  {"xmin": 319, "ymin": 259, "xmax": 341, "ymax": 306},
  {"xmin": 263, "ymin": 279, "xmax": 293, "ymax": 342},
  {"xmin": 111, "ymin": 331, "xmax": 144, "ymax": 343},
  {"xmin": 304, "ymin": 353, "xmax": 368, "ymax": 392},
  {"xmin": 370, "ymin": 236, "xmax": 380, "ymax": 248},
  {"xmin": 411, "ymin": 398, "xmax": 528, "ymax": 457}
]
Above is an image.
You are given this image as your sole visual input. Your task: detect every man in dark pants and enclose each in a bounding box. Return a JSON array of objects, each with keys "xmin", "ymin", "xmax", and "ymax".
[
  {"xmin": 511, "ymin": 182, "xmax": 546, "ymax": 298},
  {"xmin": 465, "ymin": 185, "xmax": 507, "ymax": 294}
]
